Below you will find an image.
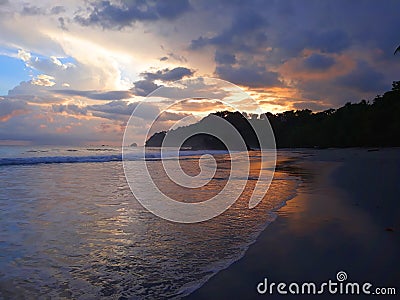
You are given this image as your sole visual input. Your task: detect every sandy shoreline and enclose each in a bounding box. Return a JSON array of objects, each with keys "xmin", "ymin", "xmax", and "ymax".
[{"xmin": 187, "ymin": 148, "xmax": 400, "ymax": 299}]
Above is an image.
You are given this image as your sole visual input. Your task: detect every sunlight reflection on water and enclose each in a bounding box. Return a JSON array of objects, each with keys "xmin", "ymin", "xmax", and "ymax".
[{"xmin": 0, "ymin": 153, "xmax": 298, "ymax": 299}]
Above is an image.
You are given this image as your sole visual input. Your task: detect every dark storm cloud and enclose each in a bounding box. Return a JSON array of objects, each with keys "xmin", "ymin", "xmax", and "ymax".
[
  {"xmin": 215, "ymin": 64, "xmax": 281, "ymax": 88},
  {"xmin": 130, "ymin": 67, "xmax": 194, "ymax": 96},
  {"xmin": 74, "ymin": 0, "xmax": 191, "ymax": 29},
  {"xmin": 190, "ymin": 10, "xmax": 269, "ymax": 51},
  {"xmin": 335, "ymin": 61, "xmax": 387, "ymax": 93},
  {"xmin": 303, "ymin": 54, "xmax": 335, "ymax": 70},
  {"xmin": 277, "ymin": 29, "xmax": 351, "ymax": 58},
  {"xmin": 190, "ymin": 9, "xmax": 280, "ymax": 88},
  {"xmin": 214, "ymin": 50, "xmax": 236, "ymax": 65},
  {"xmin": 188, "ymin": 0, "xmax": 398, "ymax": 106},
  {"xmin": 70, "ymin": 0, "xmax": 398, "ymax": 103},
  {"xmin": 141, "ymin": 67, "xmax": 194, "ymax": 82},
  {"xmin": 12, "ymin": 0, "xmax": 398, "ymax": 115},
  {"xmin": 309, "ymin": 30, "xmax": 351, "ymax": 54},
  {"xmin": 130, "ymin": 80, "xmax": 161, "ymax": 97},
  {"xmin": 283, "ymin": 1, "xmax": 397, "ymax": 58},
  {"xmin": 53, "ymin": 89, "xmax": 133, "ymax": 100}
]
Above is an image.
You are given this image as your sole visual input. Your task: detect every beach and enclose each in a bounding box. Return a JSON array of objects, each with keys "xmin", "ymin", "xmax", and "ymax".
[
  {"xmin": 0, "ymin": 147, "xmax": 295, "ymax": 298},
  {"xmin": 187, "ymin": 148, "xmax": 400, "ymax": 299},
  {"xmin": 0, "ymin": 147, "xmax": 399, "ymax": 299},
  {"xmin": 1, "ymin": 0, "xmax": 399, "ymax": 298}
]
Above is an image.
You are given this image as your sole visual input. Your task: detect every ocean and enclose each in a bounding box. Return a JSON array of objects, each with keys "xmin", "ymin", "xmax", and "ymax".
[{"xmin": 0, "ymin": 146, "xmax": 299, "ymax": 299}]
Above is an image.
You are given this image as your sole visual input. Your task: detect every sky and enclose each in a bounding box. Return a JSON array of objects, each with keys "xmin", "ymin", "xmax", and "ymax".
[{"xmin": 0, "ymin": 0, "xmax": 399, "ymax": 145}]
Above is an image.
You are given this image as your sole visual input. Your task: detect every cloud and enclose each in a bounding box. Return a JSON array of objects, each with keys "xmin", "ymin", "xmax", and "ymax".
[
  {"xmin": 189, "ymin": 9, "xmax": 281, "ymax": 90},
  {"xmin": 165, "ymin": 52, "xmax": 187, "ymax": 63},
  {"xmin": 17, "ymin": 49, "xmax": 31, "ymax": 62},
  {"xmin": 20, "ymin": 52, "xmax": 75, "ymax": 75},
  {"xmin": 149, "ymin": 77, "xmax": 231, "ymax": 101},
  {"xmin": 130, "ymin": 67, "xmax": 195, "ymax": 96},
  {"xmin": 21, "ymin": 5, "xmax": 44, "ymax": 16},
  {"xmin": 50, "ymin": 6, "xmax": 65, "ymax": 15},
  {"xmin": 58, "ymin": 17, "xmax": 67, "ymax": 30},
  {"xmin": 8, "ymin": 82, "xmax": 132, "ymax": 105},
  {"xmin": 7, "ymin": 81, "xmax": 61, "ymax": 103},
  {"xmin": 74, "ymin": 0, "xmax": 191, "ymax": 29},
  {"xmin": 215, "ymin": 64, "xmax": 281, "ymax": 88},
  {"xmin": 53, "ymin": 89, "xmax": 133, "ymax": 100},
  {"xmin": 131, "ymin": 80, "xmax": 161, "ymax": 97},
  {"xmin": 88, "ymin": 100, "xmax": 159, "ymax": 121},
  {"xmin": 141, "ymin": 67, "xmax": 194, "ymax": 82},
  {"xmin": 170, "ymin": 99, "xmax": 229, "ymax": 112},
  {"xmin": 309, "ymin": 30, "xmax": 351, "ymax": 54},
  {"xmin": 21, "ymin": 4, "xmax": 66, "ymax": 16},
  {"xmin": 31, "ymin": 74, "xmax": 56, "ymax": 87},
  {"xmin": 12, "ymin": 49, "xmax": 121, "ymax": 92},
  {"xmin": 50, "ymin": 99, "xmax": 161, "ymax": 123},
  {"xmin": 274, "ymin": 29, "xmax": 351, "ymax": 63},
  {"xmin": 279, "ymin": 29, "xmax": 350, "ymax": 56},
  {"xmin": 0, "ymin": 104, "xmax": 125, "ymax": 145},
  {"xmin": 89, "ymin": 100, "xmax": 137, "ymax": 116},
  {"xmin": 0, "ymin": 98, "xmax": 29, "ymax": 121},
  {"xmin": 335, "ymin": 60, "xmax": 387, "ymax": 93},
  {"xmin": 214, "ymin": 50, "xmax": 236, "ymax": 65},
  {"xmin": 303, "ymin": 53, "xmax": 335, "ymax": 70},
  {"xmin": 1, "ymin": 0, "xmax": 399, "ymax": 145},
  {"xmin": 190, "ymin": 10, "xmax": 269, "ymax": 52},
  {"xmin": 52, "ymin": 103, "xmax": 88, "ymax": 115},
  {"xmin": 156, "ymin": 111, "xmax": 193, "ymax": 121}
]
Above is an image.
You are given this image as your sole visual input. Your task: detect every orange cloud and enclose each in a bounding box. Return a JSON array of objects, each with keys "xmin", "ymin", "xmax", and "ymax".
[
  {"xmin": 279, "ymin": 50, "xmax": 355, "ymax": 82},
  {"xmin": 55, "ymin": 125, "xmax": 73, "ymax": 133},
  {"xmin": 0, "ymin": 109, "xmax": 28, "ymax": 122}
]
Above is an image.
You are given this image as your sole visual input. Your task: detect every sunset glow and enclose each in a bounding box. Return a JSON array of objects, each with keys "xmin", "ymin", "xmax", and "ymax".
[{"xmin": 0, "ymin": 0, "xmax": 398, "ymax": 145}]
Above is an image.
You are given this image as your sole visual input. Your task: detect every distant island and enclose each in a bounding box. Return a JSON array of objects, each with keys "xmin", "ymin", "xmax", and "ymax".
[{"xmin": 146, "ymin": 81, "xmax": 400, "ymax": 149}]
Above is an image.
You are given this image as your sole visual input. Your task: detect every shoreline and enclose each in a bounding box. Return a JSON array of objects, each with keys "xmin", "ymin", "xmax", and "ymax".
[{"xmin": 187, "ymin": 148, "xmax": 400, "ymax": 299}]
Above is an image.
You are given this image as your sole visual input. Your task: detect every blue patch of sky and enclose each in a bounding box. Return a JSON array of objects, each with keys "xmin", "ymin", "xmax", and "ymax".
[
  {"xmin": 0, "ymin": 54, "xmax": 32, "ymax": 96},
  {"xmin": 0, "ymin": 48, "xmax": 77, "ymax": 95},
  {"xmin": 58, "ymin": 56, "xmax": 76, "ymax": 65}
]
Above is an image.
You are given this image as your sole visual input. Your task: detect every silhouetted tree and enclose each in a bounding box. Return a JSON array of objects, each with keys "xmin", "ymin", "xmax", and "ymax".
[{"xmin": 146, "ymin": 81, "xmax": 400, "ymax": 149}]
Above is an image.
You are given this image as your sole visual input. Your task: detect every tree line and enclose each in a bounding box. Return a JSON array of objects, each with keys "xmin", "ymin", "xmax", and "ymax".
[{"xmin": 146, "ymin": 81, "xmax": 400, "ymax": 149}]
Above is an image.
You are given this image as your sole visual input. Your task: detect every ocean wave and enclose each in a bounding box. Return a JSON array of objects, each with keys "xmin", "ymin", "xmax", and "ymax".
[
  {"xmin": 0, "ymin": 155, "xmax": 123, "ymax": 166},
  {"xmin": 0, "ymin": 150, "xmax": 231, "ymax": 166}
]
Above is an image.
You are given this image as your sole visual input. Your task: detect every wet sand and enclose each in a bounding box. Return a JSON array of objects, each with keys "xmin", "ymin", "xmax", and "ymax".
[{"xmin": 187, "ymin": 148, "xmax": 400, "ymax": 299}]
